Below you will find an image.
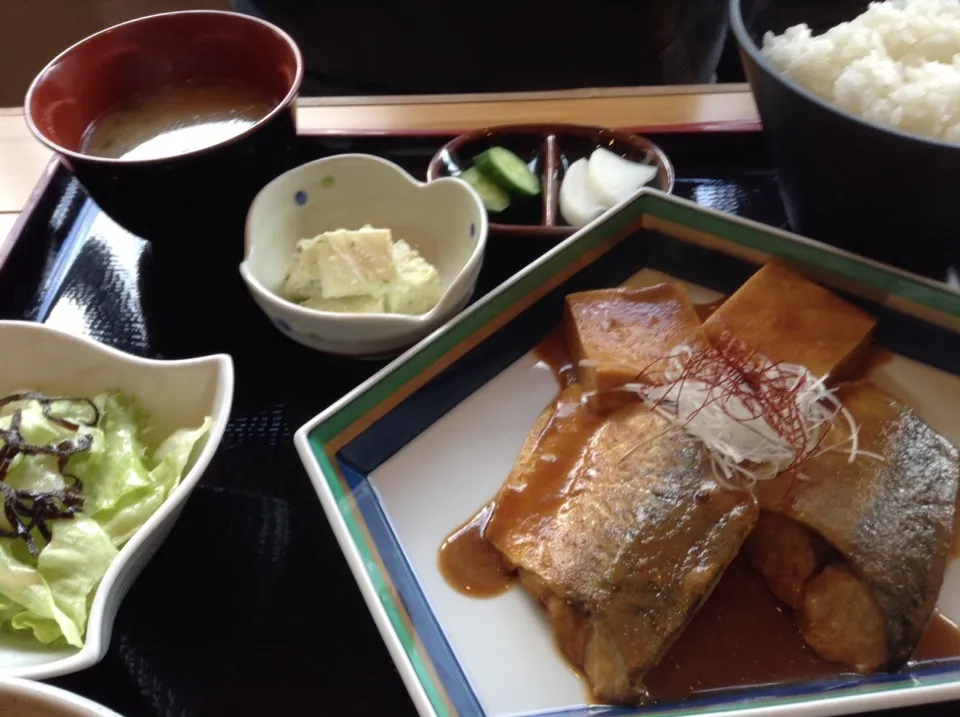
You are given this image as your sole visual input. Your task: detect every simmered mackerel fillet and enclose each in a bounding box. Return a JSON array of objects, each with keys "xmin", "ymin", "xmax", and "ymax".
[
  {"xmin": 756, "ymin": 381, "xmax": 960, "ymax": 667},
  {"xmin": 485, "ymin": 386, "xmax": 758, "ymax": 703}
]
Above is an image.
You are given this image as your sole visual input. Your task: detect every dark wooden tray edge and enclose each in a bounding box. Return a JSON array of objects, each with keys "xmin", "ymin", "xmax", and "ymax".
[{"xmin": 0, "ymin": 157, "xmax": 61, "ymax": 275}]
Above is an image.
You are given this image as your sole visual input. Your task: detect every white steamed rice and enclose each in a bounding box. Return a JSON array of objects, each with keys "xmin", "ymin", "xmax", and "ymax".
[{"xmin": 762, "ymin": 0, "xmax": 960, "ymax": 142}]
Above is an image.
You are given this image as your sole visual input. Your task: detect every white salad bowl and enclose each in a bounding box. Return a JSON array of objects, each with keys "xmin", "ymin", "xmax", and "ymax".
[
  {"xmin": 239, "ymin": 153, "xmax": 488, "ymax": 357},
  {"xmin": 0, "ymin": 676, "xmax": 121, "ymax": 717},
  {"xmin": 0, "ymin": 320, "xmax": 234, "ymax": 679}
]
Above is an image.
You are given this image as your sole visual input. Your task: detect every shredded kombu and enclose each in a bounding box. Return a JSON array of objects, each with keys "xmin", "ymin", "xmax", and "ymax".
[{"xmin": 0, "ymin": 392, "xmax": 100, "ymax": 556}]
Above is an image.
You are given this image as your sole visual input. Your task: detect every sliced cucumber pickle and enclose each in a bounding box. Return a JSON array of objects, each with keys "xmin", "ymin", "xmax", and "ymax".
[
  {"xmin": 474, "ymin": 147, "xmax": 541, "ymax": 197},
  {"xmin": 460, "ymin": 166, "xmax": 511, "ymax": 213}
]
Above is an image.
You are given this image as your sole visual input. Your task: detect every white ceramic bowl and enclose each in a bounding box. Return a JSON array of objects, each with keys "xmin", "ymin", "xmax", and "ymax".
[
  {"xmin": 239, "ymin": 153, "xmax": 488, "ymax": 357},
  {"xmin": 0, "ymin": 321, "xmax": 234, "ymax": 679},
  {"xmin": 0, "ymin": 677, "xmax": 121, "ymax": 717}
]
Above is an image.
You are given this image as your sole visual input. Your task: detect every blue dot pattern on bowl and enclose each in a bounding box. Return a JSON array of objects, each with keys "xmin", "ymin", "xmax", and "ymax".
[
  {"xmin": 294, "ymin": 191, "xmax": 308, "ymax": 206},
  {"xmin": 275, "ymin": 317, "xmax": 293, "ymax": 333},
  {"xmin": 470, "ymin": 222, "xmax": 476, "ymax": 238}
]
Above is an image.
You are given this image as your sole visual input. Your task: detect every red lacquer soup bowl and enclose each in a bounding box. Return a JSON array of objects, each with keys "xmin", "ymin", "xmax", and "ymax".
[{"xmin": 25, "ymin": 10, "xmax": 304, "ymax": 249}]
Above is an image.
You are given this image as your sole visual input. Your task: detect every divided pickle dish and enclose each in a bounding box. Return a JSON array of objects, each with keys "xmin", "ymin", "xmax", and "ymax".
[
  {"xmin": 294, "ymin": 187, "xmax": 960, "ymax": 717},
  {"xmin": 427, "ymin": 124, "xmax": 674, "ymax": 239},
  {"xmin": 0, "ymin": 321, "xmax": 233, "ymax": 680}
]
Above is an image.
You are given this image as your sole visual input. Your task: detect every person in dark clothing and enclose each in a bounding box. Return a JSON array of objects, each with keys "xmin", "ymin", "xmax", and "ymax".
[{"xmin": 232, "ymin": 0, "xmax": 735, "ymax": 96}]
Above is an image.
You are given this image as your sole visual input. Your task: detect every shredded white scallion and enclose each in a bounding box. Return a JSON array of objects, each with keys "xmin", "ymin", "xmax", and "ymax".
[{"xmin": 580, "ymin": 344, "xmax": 877, "ymax": 485}]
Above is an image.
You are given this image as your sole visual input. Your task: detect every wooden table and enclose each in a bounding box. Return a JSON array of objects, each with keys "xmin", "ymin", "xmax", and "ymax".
[{"xmin": 0, "ymin": 84, "xmax": 758, "ymax": 245}]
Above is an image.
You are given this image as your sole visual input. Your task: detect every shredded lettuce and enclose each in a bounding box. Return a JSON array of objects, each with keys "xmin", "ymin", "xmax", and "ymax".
[{"xmin": 0, "ymin": 391, "xmax": 210, "ymax": 648}]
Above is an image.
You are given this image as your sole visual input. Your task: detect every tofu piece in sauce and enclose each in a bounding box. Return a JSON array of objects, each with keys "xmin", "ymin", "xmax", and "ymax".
[
  {"xmin": 565, "ymin": 283, "xmax": 708, "ymax": 408},
  {"xmin": 702, "ymin": 263, "xmax": 875, "ymax": 380}
]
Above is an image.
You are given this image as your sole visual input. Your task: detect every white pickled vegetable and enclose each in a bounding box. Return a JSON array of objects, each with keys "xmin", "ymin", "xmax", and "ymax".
[
  {"xmin": 559, "ymin": 159, "xmax": 607, "ymax": 229},
  {"xmin": 586, "ymin": 147, "xmax": 658, "ymax": 207}
]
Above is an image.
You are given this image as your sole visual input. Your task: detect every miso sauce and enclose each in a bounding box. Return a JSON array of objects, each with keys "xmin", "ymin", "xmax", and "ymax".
[
  {"xmin": 439, "ymin": 320, "xmax": 960, "ymax": 706},
  {"xmin": 438, "ymin": 501, "xmax": 515, "ymax": 597}
]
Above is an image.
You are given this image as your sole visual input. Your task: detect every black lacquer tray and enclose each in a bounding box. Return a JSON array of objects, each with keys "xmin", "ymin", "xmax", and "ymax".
[{"xmin": 5, "ymin": 128, "xmax": 945, "ymax": 717}]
